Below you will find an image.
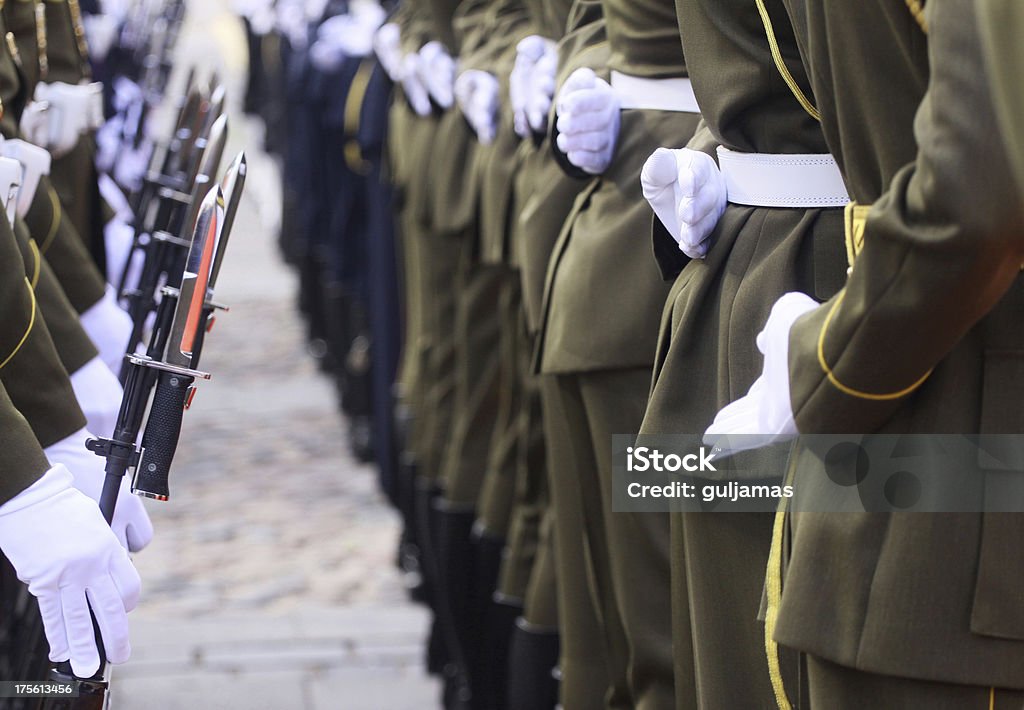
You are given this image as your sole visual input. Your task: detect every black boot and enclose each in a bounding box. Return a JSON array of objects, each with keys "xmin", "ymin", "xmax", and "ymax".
[
  {"xmin": 506, "ymin": 619, "xmax": 560, "ymax": 710},
  {"xmin": 470, "ymin": 530, "xmax": 515, "ymax": 710},
  {"xmin": 434, "ymin": 500, "xmax": 478, "ymax": 708}
]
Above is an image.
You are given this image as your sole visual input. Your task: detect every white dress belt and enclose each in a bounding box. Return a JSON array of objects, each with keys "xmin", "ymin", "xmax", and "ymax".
[
  {"xmin": 716, "ymin": 146, "xmax": 850, "ymax": 208},
  {"xmin": 610, "ymin": 70, "xmax": 700, "ymax": 114}
]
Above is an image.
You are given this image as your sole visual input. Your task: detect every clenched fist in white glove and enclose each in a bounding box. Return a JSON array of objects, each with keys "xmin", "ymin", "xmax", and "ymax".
[
  {"xmin": 79, "ymin": 286, "xmax": 132, "ymax": 377},
  {"xmin": 0, "ymin": 465, "xmax": 141, "ymax": 678},
  {"xmin": 401, "ymin": 52, "xmax": 432, "ymax": 117},
  {"xmin": 703, "ymin": 292, "xmax": 819, "ymax": 456},
  {"xmin": 455, "ymin": 70, "xmax": 500, "ymax": 145},
  {"xmin": 311, "ymin": 2, "xmax": 385, "ymax": 70},
  {"xmin": 373, "ymin": 23, "xmax": 403, "ymax": 81},
  {"xmin": 554, "ymin": 68, "xmax": 620, "ymax": 175},
  {"xmin": 641, "ymin": 147, "xmax": 729, "ymax": 259},
  {"xmin": 417, "ymin": 41, "xmax": 455, "ymax": 109},
  {"xmin": 44, "ymin": 429, "xmax": 154, "ymax": 553},
  {"xmin": 510, "ymin": 35, "xmax": 556, "ymax": 137},
  {"xmin": 527, "ymin": 49, "xmax": 557, "ymax": 134}
]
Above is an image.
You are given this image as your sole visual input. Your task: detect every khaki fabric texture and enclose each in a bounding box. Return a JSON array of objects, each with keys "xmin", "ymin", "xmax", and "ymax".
[
  {"xmin": 438, "ymin": 261, "xmax": 507, "ymax": 505},
  {"xmin": 12, "ymin": 217, "xmax": 97, "ymax": 375},
  {"xmin": 513, "ymin": 13, "xmax": 608, "ymax": 333},
  {"xmin": 0, "ymin": 381, "xmax": 49, "ymax": 504},
  {"xmin": 536, "ymin": 107, "xmax": 698, "ymax": 372},
  {"xmin": 520, "ymin": 508, "xmax": 557, "ymax": 630},
  {"xmin": 778, "ymin": 0, "xmax": 1024, "ymax": 689},
  {"xmin": 806, "ymin": 655, "xmax": 1024, "ymax": 710},
  {"xmin": 542, "ymin": 370, "xmax": 674, "ymax": 710},
  {"xmin": 23, "ymin": 176, "xmax": 105, "ymax": 313},
  {"xmin": 979, "ymin": 0, "xmax": 1024, "ymax": 193},
  {"xmin": 475, "ymin": 278, "xmax": 526, "ymax": 537},
  {"xmin": 0, "ymin": 215, "xmax": 85, "ymax": 448},
  {"xmin": 603, "ymin": 0, "xmax": 685, "ymax": 78}
]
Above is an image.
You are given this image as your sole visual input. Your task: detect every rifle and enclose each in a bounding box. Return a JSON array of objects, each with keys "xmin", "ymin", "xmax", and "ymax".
[
  {"xmin": 119, "ymin": 112, "xmax": 228, "ymax": 371},
  {"xmin": 36, "ymin": 175, "xmax": 240, "ymax": 709}
]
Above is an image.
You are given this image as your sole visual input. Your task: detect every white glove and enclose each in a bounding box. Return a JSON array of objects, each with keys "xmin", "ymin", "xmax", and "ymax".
[
  {"xmin": 555, "ymin": 67, "xmax": 620, "ymax": 175},
  {"xmin": 311, "ymin": 4, "xmax": 385, "ymax": 68},
  {"xmin": 510, "ymin": 35, "xmax": 555, "ymax": 137},
  {"xmin": 373, "ymin": 22, "xmax": 403, "ymax": 81},
  {"xmin": 309, "ymin": 35, "xmax": 348, "ymax": 71},
  {"xmin": 22, "ymin": 83, "xmax": 104, "ymax": 159},
  {"xmin": 44, "ymin": 430, "xmax": 154, "ymax": 553},
  {"xmin": 1, "ymin": 138, "xmax": 52, "ymax": 220},
  {"xmin": 79, "ymin": 286, "xmax": 132, "ymax": 377},
  {"xmin": 401, "ymin": 53, "xmax": 432, "ymax": 117},
  {"xmin": 526, "ymin": 47, "xmax": 557, "ymax": 134},
  {"xmin": 69, "ymin": 356, "xmax": 123, "ymax": 439},
  {"xmin": 0, "ymin": 465, "xmax": 141, "ymax": 678},
  {"xmin": 275, "ymin": 0, "xmax": 310, "ymax": 48},
  {"xmin": 0, "ymin": 156, "xmax": 20, "ymax": 225},
  {"xmin": 455, "ymin": 70, "xmax": 500, "ymax": 145},
  {"xmin": 98, "ymin": 172, "xmax": 132, "ymax": 223},
  {"xmin": 19, "ymin": 101, "xmax": 52, "ymax": 155},
  {"xmin": 417, "ymin": 41, "xmax": 455, "ymax": 109},
  {"xmin": 703, "ymin": 293, "xmax": 819, "ymax": 456},
  {"xmin": 104, "ymin": 216, "xmax": 136, "ymax": 287},
  {"xmin": 113, "ymin": 141, "xmax": 151, "ymax": 192},
  {"xmin": 82, "ymin": 13, "xmax": 119, "ymax": 61},
  {"xmin": 641, "ymin": 147, "xmax": 729, "ymax": 259}
]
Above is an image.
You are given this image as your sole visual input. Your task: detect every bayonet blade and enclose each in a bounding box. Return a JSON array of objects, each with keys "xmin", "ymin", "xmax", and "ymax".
[
  {"xmin": 196, "ymin": 114, "xmax": 228, "ymax": 183},
  {"xmin": 166, "ymin": 186, "xmax": 223, "ymax": 367},
  {"xmin": 209, "ymin": 152, "xmax": 246, "ymax": 290}
]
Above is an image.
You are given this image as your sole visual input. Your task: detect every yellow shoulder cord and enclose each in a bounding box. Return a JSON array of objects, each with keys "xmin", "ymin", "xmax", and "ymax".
[
  {"xmin": 34, "ymin": 0, "xmax": 47, "ymax": 80},
  {"xmin": 818, "ymin": 290, "xmax": 933, "ymax": 400},
  {"xmin": 0, "ymin": 277, "xmax": 37, "ymax": 369},
  {"xmin": 843, "ymin": 201, "xmax": 870, "ymax": 270},
  {"xmin": 754, "ymin": 0, "xmax": 821, "ymax": 122},
  {"xmin": 39, "ymin": 184, "xmax": 61, "ymax": 252},
  {"xmin": 66, "ymin": 0, "xmax": 91, "ymax": 79},
  {"xmin": 28, "ymin": 236, "xmax": 41, "ymax": 288},
  {"xmin": 905, "ymin": 0, "xmax": 928, "ymax": 34},
  {"xmin": 764, "ymin": 460, "xmax": 797, "ymax": 710},
  {"xmin": 6, "ymin": 31, "xmax": 21, "ymax": 68},
  {"xmin": 342, "ymin": 59, "xmax": 375, "ymax": 175}
]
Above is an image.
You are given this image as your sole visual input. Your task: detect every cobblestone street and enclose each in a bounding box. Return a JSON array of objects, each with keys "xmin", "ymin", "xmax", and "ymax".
[{"xmin": 110, "ymin": 4, "xmax": 438, "ymax": 707}]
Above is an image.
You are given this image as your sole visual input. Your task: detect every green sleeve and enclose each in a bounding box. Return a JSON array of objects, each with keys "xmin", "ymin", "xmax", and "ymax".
[{"xmin": 788, "ymin": 0, "xmax": 1024, "ymax": 433}]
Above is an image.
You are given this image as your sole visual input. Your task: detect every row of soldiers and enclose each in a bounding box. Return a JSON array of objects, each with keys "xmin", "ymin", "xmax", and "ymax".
[
  {"xmin": 0, "ymin": 0, "xmax": 190, "ymax": 687},
  {"xmin": 243, "ymin": 0, "xmax": 1024, "ymax": 708}
]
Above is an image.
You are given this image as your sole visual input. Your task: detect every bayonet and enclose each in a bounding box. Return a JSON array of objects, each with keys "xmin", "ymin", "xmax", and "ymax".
[
  {"xmin": 211, "ymin": 152, "xmax": 246, "ymax": 289},
  {"xmin": 132, "ymin": 186, "xmax": 223, "ymax": 501}
]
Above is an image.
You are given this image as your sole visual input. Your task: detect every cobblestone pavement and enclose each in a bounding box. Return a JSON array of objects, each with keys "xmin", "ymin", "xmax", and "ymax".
[{"xmin": 111, "ymin": 4, "xmax": 438, "ymax": 708}]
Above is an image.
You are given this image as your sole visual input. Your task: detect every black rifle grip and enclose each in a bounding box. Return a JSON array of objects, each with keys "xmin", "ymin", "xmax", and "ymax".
[{"xmin": 133, "ymin": 370, "xmax": 192, "ymax": 500}]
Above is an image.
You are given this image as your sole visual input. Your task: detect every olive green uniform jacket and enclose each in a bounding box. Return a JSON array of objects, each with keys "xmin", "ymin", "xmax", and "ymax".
[
  {"xmin": 777, "ymin": 0, "xmax": 1024, "ymax": 689},
  {"xmin": 0, "ymin": 214, "xmax": 86, "ymax": 449},
  {"xmin": 0, "ymin": 1, "xmax": 107, "ymax": 314},
  {"xmin": 535, "ymin": 0, "xmax": 692, "ymax": 375},
  {"xmin": 0, "ymin": 379, "xmax": 49, "ymax": 504}
]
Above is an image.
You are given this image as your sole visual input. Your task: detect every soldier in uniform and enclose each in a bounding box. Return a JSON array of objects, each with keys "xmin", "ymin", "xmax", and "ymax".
[
  {"xmin": 2, "ymin": 0, "xmax": 132, "ymax": 376},
  {"xmin": 477, "ymin": 1, "xmax": 583, "ymax": 705},
  {"xmin": 704, "ymin": 0, "xmax": 1024, "ymax": 705},
  {"xmin": 636, "ymin": 0, "xmax": 848, "ymax": 705},
  {"xmin": 535, "ymin": 0, "xmax": 699, "ymax": 705},
  {"xmin": 0, "ymin": 215, "xmax": 142, "ymax": 679}
]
